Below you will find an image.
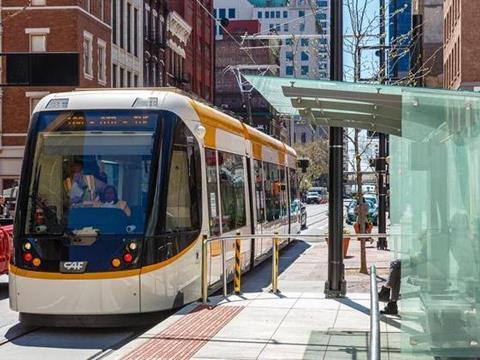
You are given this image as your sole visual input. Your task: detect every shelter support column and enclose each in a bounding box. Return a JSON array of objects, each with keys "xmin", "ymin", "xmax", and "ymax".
[{"xmin": 325, "ymin": 126, "xmax": 346, "ymax": 297}]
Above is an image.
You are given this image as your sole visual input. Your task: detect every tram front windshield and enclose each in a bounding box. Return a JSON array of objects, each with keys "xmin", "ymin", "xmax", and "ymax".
[{"xmin": 25, "ymin": 110, "xmax": 160, "ymax": 236}]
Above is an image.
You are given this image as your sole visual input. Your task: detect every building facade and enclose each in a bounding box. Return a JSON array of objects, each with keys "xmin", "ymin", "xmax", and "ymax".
[
  {"xmin": 388, "ymin": 0, "xmax": 413, "ymax": 81},
  {"xmin": 412, "ymin": 0, "xmax": 443, "ymax": 88},
  {"xmin": 111, "ymin": 0, "xmax": 143, "ymax": 87},
  {"xmin": 214, "ymin": 0, "xmax": 329, "ymax": 144},
  {"xmin": 143, "ymin": 0, "xmax": 167, "ymax": 87},
  {"xmin": 215, "ymin": 19, "xmax": 281, "ymax": 136},
  {"xmin": 0, "ymin": 0, "xmax": 111, "ymax": 191},
  {"xmin": 443, "ymin": 0, "xmax": 480, "ymax": 90},
  {"xmin": 166, "ymin": 0, "xmax": 215, "ymax": 102}
]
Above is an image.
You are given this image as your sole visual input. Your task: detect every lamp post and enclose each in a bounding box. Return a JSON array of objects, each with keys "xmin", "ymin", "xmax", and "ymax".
[{"xmin": 325, "ymin": 0, "xmax": 346, "ymax": 298}]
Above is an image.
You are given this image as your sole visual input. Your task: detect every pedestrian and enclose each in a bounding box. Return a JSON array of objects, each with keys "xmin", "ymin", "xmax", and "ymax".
[
  {"xmin": 355, "ymin": 197, "xmax": 369, "ymax": 234},
  {"xmin": 378, "ymin": 259, "xmax": 401, "ymax": 315}
]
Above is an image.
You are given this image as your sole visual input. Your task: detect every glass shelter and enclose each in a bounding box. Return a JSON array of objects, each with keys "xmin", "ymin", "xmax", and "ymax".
[{"xmin": 246, "ymin": 75, "xmax": 480, "ymax": 357}]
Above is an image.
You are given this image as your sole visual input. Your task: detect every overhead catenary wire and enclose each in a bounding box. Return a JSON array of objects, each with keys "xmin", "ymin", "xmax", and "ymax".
[{"xmin": 194, "ymin": 0, "xmax": 258, "ymax": 65}]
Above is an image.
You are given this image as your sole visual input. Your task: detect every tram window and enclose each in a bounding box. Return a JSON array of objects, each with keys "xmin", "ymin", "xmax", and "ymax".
[
  {"xmin": 218, "ymin": 151, "xmax": 246, "ymax": 232},
  {"xmin": 254, "ymin": 160, "xmax": 265, "ymax": 223},
  {"xmin": 206, "ymin": 149, "xmax": 221, "ymax": 236},
  {"xmin": 264, "ymin": 162, "xmax": 281, "ymax": 221},
  {"xmin": 25, "ymin": 110, "xmax": 161, "ymax": 235},
  {"xmin": 289, "ymin": 168, "xmax": 298, "ymax": 201},
  {"xmin": 279, "ymin": 167, "xmax": 288, "ymax": 218},
  {"xmin": 165, "ymin": 122, "xmax": 201, "ymax": 233}
]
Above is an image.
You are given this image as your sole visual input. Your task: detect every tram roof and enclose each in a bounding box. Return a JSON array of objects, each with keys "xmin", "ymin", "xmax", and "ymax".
[{"xmin": 244, "ymin": 75, "xmax": 480, "ymax": 137}]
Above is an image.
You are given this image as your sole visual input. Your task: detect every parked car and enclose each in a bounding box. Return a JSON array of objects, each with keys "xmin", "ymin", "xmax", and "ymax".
[
  {"xmin": 0, "ymin": 224, "xmax": 13, "ymax": 275},
  {"xmin": 346, "ymin": 199, "xmax": 378, "ymax": 225},
  {"xmin": 306, "ymin": 191, "xmax": 321, "ymax": 204}
]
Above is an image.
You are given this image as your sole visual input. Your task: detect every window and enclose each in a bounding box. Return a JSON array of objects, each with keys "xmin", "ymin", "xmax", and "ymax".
[
  {"xmin": 301, "ymin": 51, "xmax": 309, "ymax": 61},
  {"xmin": 97, "ymin": 40, "xmax": 107, "ymax": 84},
  {"xmin": 219, "ymin": 8, "xmax": 226, "ymax": 18},
  {"xmin": 269, "ymin": 23, "xmax": 274, "ymax": 31},
  {"xmin": 318, "ymin": 13, "xmax": 327, "ymax": 20},
  {"xmin": 127, "ymin": 3, "xmax": 132, "ymax": 52},
  {"xmin": 319, "ymin": 38, "xmax": 327, "ymax": 44},
  {"xmin": 301, "ymin": 65, "xmax": 309, "ymax": 75},
  {"xmin": 265, "ymin": 11, "xmax": 270, "ymax": 18},
  {"xmin": 134, "ymin": 8, "xmax": 138, "ymax": 56},
  {"xmin": 134, "ymin": 74, "xmax": 138, "ymax": 87},
  {"xmin": 317, "ymin": 0, "xmax": 328, "ymax": 6},
  {"xmin": 32, "ymin": 0, "xmax": 46, "ymax": 4},
  {"xmin": 120, "ymin": 0, "xmax": 124, "ymax": 48},
  {"xmin": 301, "ymin": 132, "xmax": 306, "ymax": 143},
  {"xmin": 112, "ymin": 0, "xmax": 117, "ymax": 44},
  {"xmin": 264, "ymin": 163, "xmax": 281, "ymax": 221},
  {"xmin": 320, "ymin": 21, "xmax": 327, "ymax": 29},
  {"xmin": 30, "ymin": 34, "xmax": 46, "ymax": 52},
  {"xmin": 127, "ymin": 71, "xmax": 131, "ymax": 87},
  {"xmin": 285, "ymin": 38, "xmax": 292, "ymax": 45},
  {"xmin": 270, "ymin": 11, "xmax": 274, "ymax": 18},
  {"xmin": 283, "ymin": 10, "xmax": 288, "ymax": 18},
  {"xmin": 258, "ymin": 11, "xmax": 262, "ymax": 19},
  {"xmin": 299, "ymin": 23, "xmax": 305, "ymax": 32},
  {"xmin": 165, "ymin": 122, "xmax": 202, "ymax": 234},
  {"xmin": 28, "ymin": 92, "xmax": 48, "ymax": 115},
  {"xmin": 98, "ymin": 0, "xmax": 104, "ymax": 21},
  {"xmin": 119, "ymin": 67, "xmax": 124, "ymax": 87},
  {"xmin": 276, "ymin": 11, "xmax": 280, "ymax": 18},
  {"xmin": 286, "ymin": 66, "xmax": 294, "ymax": 76},
  {"xmin": 286, "ymin": 51, "xmax": 293, "ymax": 61},
  {"xmin": 283, "ymin": 23, "xmax": 289, "ymax": 32},
  {"xmin": 83, "ymin": 32, "xmax": 93, "ymax": 78},
  {"xmin": 254, "ymin": 160, "xmax": 265, "ymax": 223},
  {"xmin": 276, "ymin": 24, "xmax": 281, "ymax": 32},
  {"xmin": 218, "ymin": 152, "xmax": 246, "ymax": 231},
  {"xmin": 152, "ymin": 12, "xmax": 157, "ymax": 42},
  {"xmin": 112, "ymin": 64, "xmax": 117, "ymax": 87},
  {"xmin": 213, "ymin": 9, "xmax": 217, "ymax": 18},
  {"xmin": 299, "ymin": 10, "xmax": 305, "ymax": 18},
  {"xmin": 206, "ymin": 149, "xmax": 220, "ymax": 235},
  {"xmin": 228, "ymin": 8, "xmax": 235, "ymax": 18},
  {"xmin": 301, "ymin": 38, "xmax": 309, "ymax": 46}
]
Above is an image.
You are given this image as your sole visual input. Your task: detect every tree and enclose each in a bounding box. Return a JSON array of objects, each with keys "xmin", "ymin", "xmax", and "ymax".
[{"xmin": 294, "ymin": 139, "xmax": 329, "ymax": 193}]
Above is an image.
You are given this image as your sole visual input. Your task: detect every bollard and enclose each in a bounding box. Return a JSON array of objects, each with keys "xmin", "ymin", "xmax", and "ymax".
[
  {"xmin": 234, "ymin": 231, "xmax": 241, "ymax": 294},
  {"xmin": 271, "ymin": 231, "xmax": 279, "ymax": 293},
  {"xmin": 202, "ymin": 234, "xmax": 208, "ymax": 304}
]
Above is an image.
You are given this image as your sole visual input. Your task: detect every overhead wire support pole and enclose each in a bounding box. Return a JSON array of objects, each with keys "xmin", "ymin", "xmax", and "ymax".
[
  {"xmin": 325, "ymin": 0, "xmax": 346, "ymax": 298},
  {"xmin": 378, "ymin": 0, "xmax": 388, "ymax": 251}
]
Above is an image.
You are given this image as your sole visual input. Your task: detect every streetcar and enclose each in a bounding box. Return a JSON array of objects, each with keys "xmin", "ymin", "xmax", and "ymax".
[{"xmin": 9, "ymin": 89, "xmax": 299, "ymax": 326}]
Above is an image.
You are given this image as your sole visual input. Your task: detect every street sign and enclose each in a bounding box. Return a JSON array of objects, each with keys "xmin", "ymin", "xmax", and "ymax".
[{"xmin": 4, "ymin": 52, "xmax": 79, "ymax": 86}]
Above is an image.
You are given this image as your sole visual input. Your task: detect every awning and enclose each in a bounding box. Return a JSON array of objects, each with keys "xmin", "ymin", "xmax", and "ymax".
[{"xmin": 244, "ymin": 75, "xmax": 480, "ymax": 138}]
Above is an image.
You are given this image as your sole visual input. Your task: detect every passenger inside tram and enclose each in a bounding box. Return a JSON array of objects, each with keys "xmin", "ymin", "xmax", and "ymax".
[
  {"xmin": 94, "ymin": 185, "xmax": 131, "ymax": 217},
  {"xmin": 63, "ymin": 159, "xmax": 107, "ymax": 205}
]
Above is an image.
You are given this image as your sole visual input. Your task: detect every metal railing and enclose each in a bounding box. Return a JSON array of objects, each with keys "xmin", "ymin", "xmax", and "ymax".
[
  {"xmin": 369, "ymin": 265, "xmax": 381, "ymax": 360},
  {"xmin": 201, "ymin": 232, "xmax": 391, "ymax": 303}
]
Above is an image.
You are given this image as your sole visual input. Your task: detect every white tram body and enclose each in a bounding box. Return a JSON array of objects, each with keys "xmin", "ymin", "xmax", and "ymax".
[{"xmin": 9, "ymin": 89, "xmax": 299, "ymax": 323}]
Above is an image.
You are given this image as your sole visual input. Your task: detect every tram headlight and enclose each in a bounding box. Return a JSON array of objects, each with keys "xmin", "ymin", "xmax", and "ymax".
[
  {"xmin": 195, "ymin": 125, "xmax": 206, "ymax": 139},
  {"xmin": 23, "ymin": 252, "xmax": 33, "ymax": 262},
  {"xmin": 128, "ymin": 242, "xmax": 137, "ymax": 251},
  {"xmin": 23, "ymin": 242, "xmax": 32, "ymax": 251},
  {"xmin": 32, "ymin": 258, "xmax": 41, "ymax": 267}
]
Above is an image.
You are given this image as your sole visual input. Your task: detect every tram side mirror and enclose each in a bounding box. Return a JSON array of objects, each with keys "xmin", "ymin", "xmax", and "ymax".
[{"xmin": 297, "ymin": 159, "xmax": 309, "ymax": 173}]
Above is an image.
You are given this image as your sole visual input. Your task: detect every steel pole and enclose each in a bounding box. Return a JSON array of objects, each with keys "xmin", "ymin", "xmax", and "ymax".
[
  {"xmin": 378, "ymin": 0, "xmax": 387, "ymax": 250},
  {"xmin": 325, "ymin": 0, "xmax": 346, "ymax": 298}
]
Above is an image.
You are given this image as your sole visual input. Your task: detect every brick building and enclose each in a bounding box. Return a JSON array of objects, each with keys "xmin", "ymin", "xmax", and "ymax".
[
  {"xmin": 166, "ymin": 0, "xmax": 215, "ymax": 102},
  {"xmin": 0, "ymin": 1, "xmax": 111, "ymax": 190},
  {"xmin": 443, "ymin": 0, "xmax": 480, "ymax": 90}
]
